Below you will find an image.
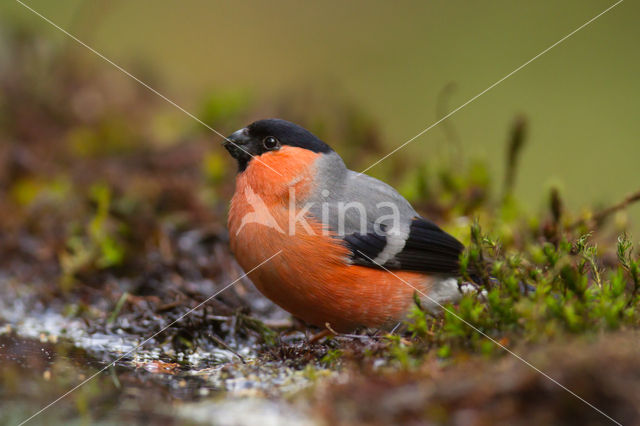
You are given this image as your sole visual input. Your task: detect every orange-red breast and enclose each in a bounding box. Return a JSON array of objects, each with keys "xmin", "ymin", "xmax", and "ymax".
[{"xmin": 224, "ymin": 119, "xmax": 465, "ymax": 332}]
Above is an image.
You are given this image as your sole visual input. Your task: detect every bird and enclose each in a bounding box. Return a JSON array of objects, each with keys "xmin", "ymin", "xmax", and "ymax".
[{"xmin": 223, "ymin": 118, "xmax": 466, "ymax": 332}]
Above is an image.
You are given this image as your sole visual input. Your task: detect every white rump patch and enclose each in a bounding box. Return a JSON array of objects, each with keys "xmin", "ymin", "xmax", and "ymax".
[
  {"xmin": 419, "ymin": 278, "xmax": 486, "ymax": 312},
  {"xmin": 372, "ymin": 227, "xmax": 408, "ymax": 265}
]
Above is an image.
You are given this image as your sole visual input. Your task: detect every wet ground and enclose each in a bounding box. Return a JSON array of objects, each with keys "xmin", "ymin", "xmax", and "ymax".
[
  {"xmin": 5, "ymin": 295, "xmax": 640, "ymax": 426},
  {"xmin": 0, "ymin": 332, "xmax": 320, "ymax": 425},
  {"xmin": 0, "ymin": 275, "xmax": 331, "ymax": 425}
]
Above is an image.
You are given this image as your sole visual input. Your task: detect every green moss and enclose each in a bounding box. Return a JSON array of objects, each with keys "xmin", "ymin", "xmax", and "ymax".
[
  {"xmin": 59, "ymin": 183, "xmax": 126, "ymax": 290},
  {"xmin": 380, "ymin": 207, "xmax": 640, "ymax": 368},
  {"xmin": 320, "ymin": 349, "xmax": 343, "ymax": 366}
]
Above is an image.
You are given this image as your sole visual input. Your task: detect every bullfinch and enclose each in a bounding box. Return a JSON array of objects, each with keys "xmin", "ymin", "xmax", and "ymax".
[{"xmin": 223, "ymin": 119, "xmax": 466, "ymax": 332}]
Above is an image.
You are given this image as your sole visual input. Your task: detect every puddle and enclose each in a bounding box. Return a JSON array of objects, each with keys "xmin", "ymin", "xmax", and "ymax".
[{"xmin": 0, "ymin": 280, "xmax": 326, "ymax": 425}]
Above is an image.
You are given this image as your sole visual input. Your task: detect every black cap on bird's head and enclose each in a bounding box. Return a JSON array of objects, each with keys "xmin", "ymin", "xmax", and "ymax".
[{"xmin": 223, "ymin": 119, "xmax": 332, "ymax": 171}]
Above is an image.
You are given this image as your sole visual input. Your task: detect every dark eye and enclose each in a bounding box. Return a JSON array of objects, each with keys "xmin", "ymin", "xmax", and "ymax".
[{"xmin": 263, "ymin": 136, "xmax": 280, "ymax": 150}]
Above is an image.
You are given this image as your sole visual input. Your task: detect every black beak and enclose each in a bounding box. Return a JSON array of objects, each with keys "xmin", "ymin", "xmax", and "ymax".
[
  {"xmin": 223, "ymin": 128, "xmax": 248, "ymax": 156},
  {"xmin": 223, "ymin": 127, "xmax": 253, "ymax": 169},
  {"xmin": 224, "ymin": 128, "xmax": 248, "ymax": 145},
  {"xmin": 224, "ymin": 127, "xmax": 248, "ymax": 146}
]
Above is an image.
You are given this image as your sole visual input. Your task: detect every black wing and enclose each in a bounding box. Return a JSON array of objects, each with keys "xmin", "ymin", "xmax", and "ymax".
[{"xmin": 343, "ymin": 217, "xmax": 464, "ymax": 275}]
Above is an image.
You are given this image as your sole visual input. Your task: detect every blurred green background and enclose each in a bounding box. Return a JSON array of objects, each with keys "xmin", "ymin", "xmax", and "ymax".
[{"xmin": 3, "ymin": 0, "xmax": 639, "ymax": 226}]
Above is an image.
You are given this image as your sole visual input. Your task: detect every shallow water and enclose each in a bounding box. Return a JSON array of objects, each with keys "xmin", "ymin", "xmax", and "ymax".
[{"xmin": 0, "ymin": 281, "xmax": 325, "ymax": 425}]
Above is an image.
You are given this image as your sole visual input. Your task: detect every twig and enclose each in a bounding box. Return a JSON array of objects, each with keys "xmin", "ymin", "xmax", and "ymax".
[
  {"xmin": 503, "ymin": 115, "xmax": 528, "ymax": 198},
  {"xmin": 209, "ymin": 333, "xmax": 245, "ymax": 364},
  {"xmin": 107, "ymin": 292, "xmax": 129, "ymax": 324},
  {"xmin": 569, "ymin": 189, "xmax": 640, "ymax": 230},
  {"xmin": 436, "ymin": 82, "xmax": 462, "ymax": 165},
  {"xmin": 309, "ymin": 328, "xmax": 333, "ymax": 344}
]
